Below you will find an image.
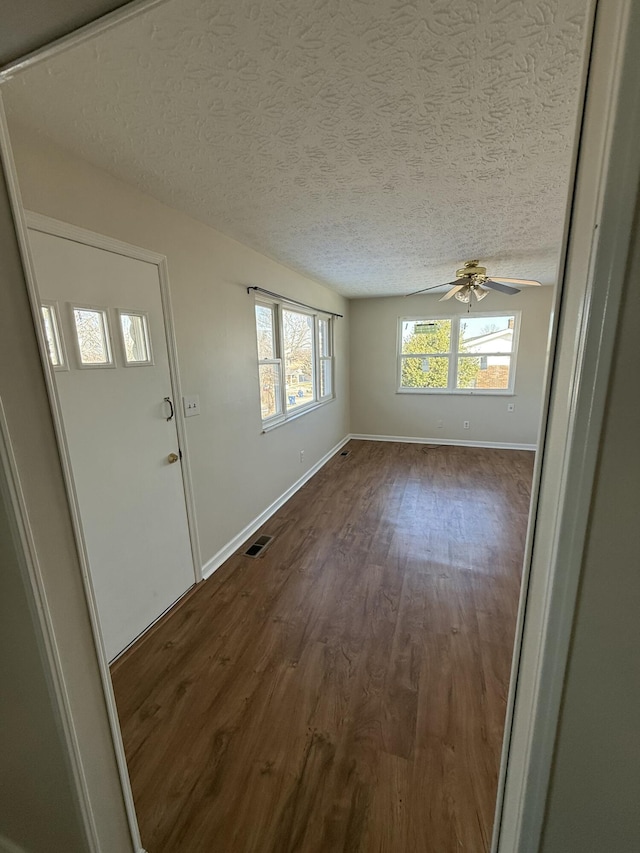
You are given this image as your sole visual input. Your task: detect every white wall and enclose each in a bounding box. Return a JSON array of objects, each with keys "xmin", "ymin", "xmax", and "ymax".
[
  {"xmin": 349, "ymin": 288, "xmax": 554, "ymax": 447},
  {"xmin": 8, "ymin": 123, "xmax": 350, "ymax": 570}
]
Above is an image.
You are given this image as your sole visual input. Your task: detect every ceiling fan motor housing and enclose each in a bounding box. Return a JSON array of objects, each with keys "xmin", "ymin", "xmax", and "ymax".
[{"xmin": 456, "ymin": 260, "xmax": 487, "ymax": 279}]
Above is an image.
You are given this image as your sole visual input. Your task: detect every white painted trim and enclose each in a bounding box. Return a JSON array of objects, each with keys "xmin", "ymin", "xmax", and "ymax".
[
  {"xmin": 495, "ymin": 0, "xmax": 640, "ymax": 849},
  {"xmin": 0, "ymin": 400, "xmax": 101, "ymax": 851},
  {"xmin": 0, "ymin": 0, "xmax": 170, "ymax": 80},
  {"xmin": 23, "ymin": 210, "xmax": 203, "ymax": 582},
  {"xmin": 25, "ymin": 210, "xmax": 167, "ymax": 265},
  {"xmin": 349, "ymin": 433, "xmax": 536, "ymax": 452},
  {"xmin": 0, "ymin": 104, "xmax": 142, "ymax": 853},
  {"xmin": 202, "ymin": 435, "xmax": 351, "ymax": 579}
]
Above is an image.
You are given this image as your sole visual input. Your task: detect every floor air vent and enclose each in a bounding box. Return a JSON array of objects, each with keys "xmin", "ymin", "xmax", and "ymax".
[
  {"xmin": 244, "ymin": 534, "xmax": 274, "ymax": 558},
  {"xmin": 340, "ymin": 450, "xmax": 351, "ymax": 457}
]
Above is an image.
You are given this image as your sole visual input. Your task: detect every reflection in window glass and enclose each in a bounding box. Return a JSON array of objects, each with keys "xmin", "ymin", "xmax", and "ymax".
[
  {"xmin": 283, "ymin": 309, "xmax": 315, "ymax": 411},
  {"xmin": 41, "ymin": 303, "xmax": 64, "ymax": 367},
  {"xmin": 73, "ymin": 307, "xmax": 112, "ymax": 365},
  {"xmin": 120, "ymin": 312, "xmax": 151, "ymax": 364}
]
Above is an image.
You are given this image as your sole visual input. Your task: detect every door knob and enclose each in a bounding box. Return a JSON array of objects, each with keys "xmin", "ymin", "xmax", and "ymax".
[{"xmin": 167, "ymin": 452, "xmax": 179, "ymax": 464}]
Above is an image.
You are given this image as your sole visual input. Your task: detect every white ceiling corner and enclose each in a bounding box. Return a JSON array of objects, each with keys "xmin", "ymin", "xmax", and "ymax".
[{"xmin": 3, "ymin": 0, "xmax": 590, "ymax": 297}]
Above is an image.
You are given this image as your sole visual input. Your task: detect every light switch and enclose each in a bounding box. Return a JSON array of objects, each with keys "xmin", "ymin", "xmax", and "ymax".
[{"xmin": 183, "ymin": 395, "xmax": 201, "ymax": 417}]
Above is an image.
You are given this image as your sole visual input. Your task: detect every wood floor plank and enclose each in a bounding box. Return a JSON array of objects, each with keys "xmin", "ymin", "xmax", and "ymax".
[{"xmin": 111, "ymin": 440, "xmax": 534, "ymax": 852}]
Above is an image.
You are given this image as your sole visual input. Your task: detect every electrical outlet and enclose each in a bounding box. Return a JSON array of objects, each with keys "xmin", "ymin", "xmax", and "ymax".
[
  {"xmin": 463, "ymin": 420, "xmax": 470, "ymax": 429},
  {"xmin": 507, "ymin": 402, "xmax": 515, "ymax": 412},
  {"xmin": 299, "ymin": 450, "xmax": 305, "ymax": 464},
  {"xmin": 436, "ymin": 419, "xmax": 443, "ymax": 429}
]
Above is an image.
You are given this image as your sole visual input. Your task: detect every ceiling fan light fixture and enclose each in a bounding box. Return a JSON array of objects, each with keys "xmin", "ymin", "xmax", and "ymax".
[
  {"xmin": 474, "ymin": 286, "xmax": 489, "ymax": 301},
  {"xmin": 454, "ymin": 287, "xmax": 471, "ymax": 303}
]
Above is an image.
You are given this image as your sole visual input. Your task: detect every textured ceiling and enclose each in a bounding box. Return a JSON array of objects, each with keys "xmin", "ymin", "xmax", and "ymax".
[{"xmin": 4, "ymin": 0, "xmax": 590, "ymax": 297}]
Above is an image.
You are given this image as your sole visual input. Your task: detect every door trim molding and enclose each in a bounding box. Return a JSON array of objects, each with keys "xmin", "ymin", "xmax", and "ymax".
[{"xmin": 23, "ymin": 210, "xmax": 204, "ymax": 584}]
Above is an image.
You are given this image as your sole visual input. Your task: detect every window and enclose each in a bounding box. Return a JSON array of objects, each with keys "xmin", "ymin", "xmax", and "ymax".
[
  {"xmin": 71, "ymin": 305, "xmax": 114, "ymax": 367},
  {"xmin": 119, "ymin": 310, "xmax": 153, "ymax": 365},
  {"xmin": 398, "ymin": 313, "xmax": 519, "ymax": 394},
  {"xmin": 40, "ymin": 301, "xmax": 66, "ymax": 370},
  {"xmin": 255, "ymin": 298, "xmax": 334, "ymax": 428}
]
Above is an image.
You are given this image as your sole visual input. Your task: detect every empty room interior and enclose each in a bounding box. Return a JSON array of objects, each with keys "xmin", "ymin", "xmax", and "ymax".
[{"xmin": 0, "ymin": 1, "xmax": 602, "ymax": 852}]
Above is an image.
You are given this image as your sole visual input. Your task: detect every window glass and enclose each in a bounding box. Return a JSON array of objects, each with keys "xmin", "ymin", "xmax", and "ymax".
[
  {"xmin": 259, "ymin": 363, "xmax": 282, "ymax": 420},
  {"xmin": 255, "ymin": 304, "xmax": 276, "ymax": 360},
  {"xmin": 399, "ymin": 314, "xmax": 517, "ymax": 393},
  {"xmin": 120, "ymin": 312, "xmax": 151, "ymax": 364},
  {"xmin": 401, "ymin": 319, "xmax": 451, "ymax": 354},
  {"xmin": 319, "ymin": 317, "xmax": 330, "ymax": 357},
  {"xmin": 283, "ymin": 309, "xmax": 315, "ymax": 411},
  {"xmin": 401, "ymin": 355, "xmax": 449, "ymax": 389},
  {"xmin": 320, "ymin": 357, "xmax": 332, "ymax": 398},
  {"xmin": 41, "ymin": 303, "xmax": 64, "ymax": 367},
  {"xmin": 73, "ymin": 307, "xmax": 112, "ymax": 365}
]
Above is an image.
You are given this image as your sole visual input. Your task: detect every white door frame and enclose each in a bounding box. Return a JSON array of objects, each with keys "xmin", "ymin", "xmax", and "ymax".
[{"xmin": 0, "ymin": 0, "xmax": 639, "ymax": 850}]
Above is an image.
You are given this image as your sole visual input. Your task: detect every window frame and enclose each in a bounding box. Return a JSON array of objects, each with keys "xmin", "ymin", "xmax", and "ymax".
[
  {"xmin": 255, "ymin": 296, "xmax": 335, "ymax": 430},
  {"xmin": 70, "ymin": 302, "xmax": 116, "ymax": 370},
  {"xmin": 397, "ymin": 310, "xmax": 521, "ymax": 395}
]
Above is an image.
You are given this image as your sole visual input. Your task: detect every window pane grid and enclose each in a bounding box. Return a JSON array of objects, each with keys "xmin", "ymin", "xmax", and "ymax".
[
  {"xmin": 399, "ymin": 314, "xmax": 518, "ymax": 392},
  {"xmin": 254, "ymin": 301, "xmax": 334, "ymax": 427}
]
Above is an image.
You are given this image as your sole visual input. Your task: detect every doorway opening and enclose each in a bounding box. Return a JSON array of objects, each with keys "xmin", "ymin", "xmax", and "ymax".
[{"xmin": 0, "ymin": 0, "xmax": 608, "ymax": 844}]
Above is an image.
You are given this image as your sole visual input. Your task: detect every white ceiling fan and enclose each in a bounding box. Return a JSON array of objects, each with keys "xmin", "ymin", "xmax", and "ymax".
[{"xmin": 407, "ymin": 260, "xmax": 541, "ymax": 302}]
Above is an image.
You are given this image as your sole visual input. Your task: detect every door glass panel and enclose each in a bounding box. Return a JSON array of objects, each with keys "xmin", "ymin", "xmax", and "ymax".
[
  {"xmin": 72, "ymin": 307, "xmax": 112, "ymax": 365},
  {"xmin": 120, "ymin": 311, "xmax": 152, "ymax": 364},
  {"xmin": 41, "ymin": 303, "xmax": 64, "ymax": 367}
]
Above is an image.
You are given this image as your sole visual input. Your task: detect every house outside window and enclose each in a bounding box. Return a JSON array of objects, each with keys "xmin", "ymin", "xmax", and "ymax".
[
  {"xmin": 398, "ymin": 312, "xmax": 520, "ymax": 394},
  {"xmin": 255, "ymin": 298, "xmax": 334, "ymax": 428}
]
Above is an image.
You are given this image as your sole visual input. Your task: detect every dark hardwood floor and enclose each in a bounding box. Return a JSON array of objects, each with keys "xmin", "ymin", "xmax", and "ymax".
[{"xmin": 111, "ymin": 440, "xmax": 534, "ymax": 852}]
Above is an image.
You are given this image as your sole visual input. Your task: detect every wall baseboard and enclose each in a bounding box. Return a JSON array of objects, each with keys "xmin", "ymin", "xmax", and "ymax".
[
  {"xmin": 349, "ymin": 433, "xmax": 537, "ymax": 451},
  {"xmin": 201, "ymin": 435, "xmax": 351, "ymax": 579}
]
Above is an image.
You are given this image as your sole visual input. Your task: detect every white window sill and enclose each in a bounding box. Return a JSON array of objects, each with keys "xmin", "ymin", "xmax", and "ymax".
[
  {"xmin": 261, "ymin": 396, "xmax": 335, "ymax": 433},
  {"xmin": 396, "ymin": 389, "xmax": 516, "ymax": 396}
]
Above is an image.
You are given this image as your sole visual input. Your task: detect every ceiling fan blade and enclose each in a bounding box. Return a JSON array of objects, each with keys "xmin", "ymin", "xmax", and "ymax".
[
  {"xmin": 406, "ymin": 280, "xmax": 461, "ymax": 297},
  {"xmin": 439, "ymin": 284, "xmax": 465, "ymax": 301},
  {"xmin": 491, "ymin": 276, "xmax": 541, "ymax": 286},
  {"xmin": 484, "ymin": 279, "xmax": 521, "ymax": 295}
]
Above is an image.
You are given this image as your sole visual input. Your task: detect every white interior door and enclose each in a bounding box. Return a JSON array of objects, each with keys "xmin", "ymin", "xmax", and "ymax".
[{"xmin": 29, "ymin": 227, "xmax": 195, "ymax": 661}]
